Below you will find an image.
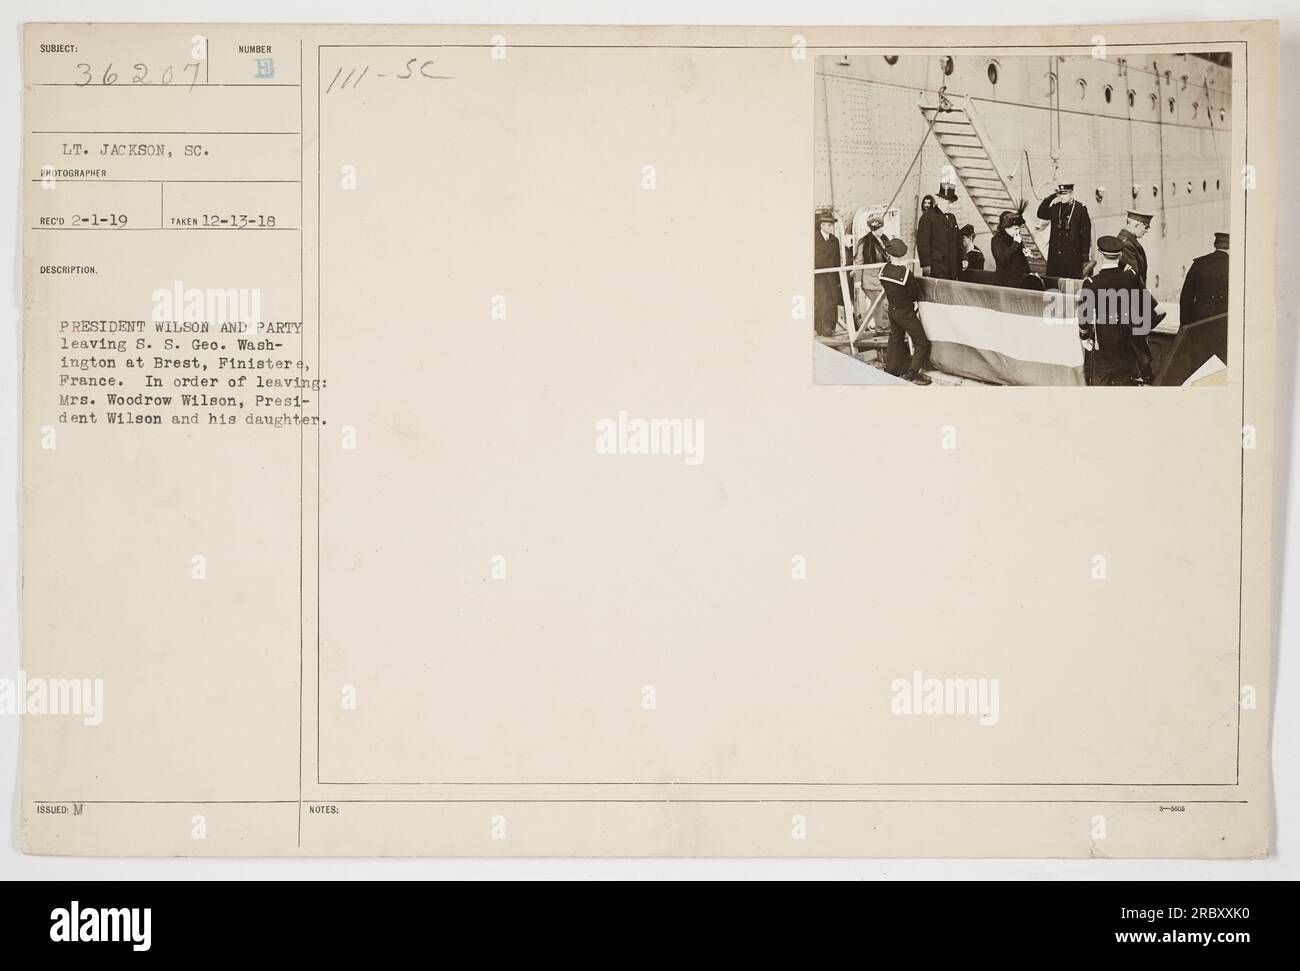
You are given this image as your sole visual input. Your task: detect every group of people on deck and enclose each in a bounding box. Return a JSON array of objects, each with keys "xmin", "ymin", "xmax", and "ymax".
[{"xmin": 814, "ymin": 178, "xmax": 1230, "ymax": 386}]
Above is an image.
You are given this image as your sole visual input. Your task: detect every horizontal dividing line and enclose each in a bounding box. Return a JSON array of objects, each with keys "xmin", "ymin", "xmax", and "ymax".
[
  {"xmin": 35, "ymin": 800, "xmax": 298, "ymax": 805},
  {"xmin": 319, "ymin": 44, "xmax": 859, "ymax": 49},
  {"xmin": 29, "ymin": 227, "xmax": 300, "ymax": 231},
  {"xmin": 317, "ymin": 780, "xmax": 1242, "ymax": 787},
  {"xmin": 317, "ymin": 43, "xmax": 1231, "ymax": 50},
  {"xmin": 34, "ymin": 799, "xmax": 1250, "ymax": 805},
  {"xmin": 35, "ymin": 83, "xmax": 301, "ymax": 88},
  {"xmin": 322, "ymin": 799, "xmax": 1252, "ymax": 805},
  {"xmin": 30, "ymin": 180, "xmax": 302, "ymax": 184},
  {"xmin": 32, "ymin": 131, "xmax": 300, "ymax": 135}
]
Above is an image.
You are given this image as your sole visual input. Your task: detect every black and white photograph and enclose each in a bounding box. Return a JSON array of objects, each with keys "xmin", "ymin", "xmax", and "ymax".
[{"xmin": 814, "ymin": 50, "xmax": 1233, "ymax": 387}]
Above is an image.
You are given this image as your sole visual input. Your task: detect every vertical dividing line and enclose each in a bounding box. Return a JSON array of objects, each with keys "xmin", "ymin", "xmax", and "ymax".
[
  {"xmin": 316, "ymin": 43, "xmax": 322, "ymax": 788},
  {"xmin": 297, "ymin": 37, "xmax": 305, "ymax": 850},
  {"xmin": 1236, "ymin": 42, "xmax": 1247, "ymax": 786}
]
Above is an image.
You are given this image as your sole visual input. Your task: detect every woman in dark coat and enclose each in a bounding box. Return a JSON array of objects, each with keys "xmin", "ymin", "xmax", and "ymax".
[{"xmin": 992, "ymin": 210, "xmax": 1030, "ymax": 287}]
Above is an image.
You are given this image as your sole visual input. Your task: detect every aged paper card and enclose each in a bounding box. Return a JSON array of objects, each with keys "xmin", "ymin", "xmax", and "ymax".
[{"xmin": 20, "ymin": 21, "xmax": 1278, "ymax": 856}]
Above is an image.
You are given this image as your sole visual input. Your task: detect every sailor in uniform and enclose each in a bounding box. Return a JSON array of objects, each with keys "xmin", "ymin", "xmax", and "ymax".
[
  {"xmin": 878, "ymin": 238, "xmax": 932, "ymax": 385},
  {"xmin": 959, "ymin": 224, "xmax": 985, "ymax": 275},
  {"xmin": 1078, "ymin": 235, "xmax": 1157, "ymax": 385},
  {"xmin": 1179, "ymin": 232, "xmax": 1230, "ymax": 325},
  {"xmin": 1035, "ymin": 182, "xmax": 1092, "ymax": 279},
  {"xmin": 917, "ymin": 183, "xmax": 962, "ymax": 280},
  {"xmin": 814, "ymin": 210, "xmax": 843, "ymax": 337}
]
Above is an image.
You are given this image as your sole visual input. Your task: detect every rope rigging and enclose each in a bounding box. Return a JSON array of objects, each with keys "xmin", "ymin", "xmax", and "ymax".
[{"xmin": 880, "ymin": 85, "xmax": 950, "ymax": 220}]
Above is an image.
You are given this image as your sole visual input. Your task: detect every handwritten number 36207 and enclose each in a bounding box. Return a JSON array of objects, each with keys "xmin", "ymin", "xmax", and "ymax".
[{"xmin": 75, "ymin": 62, "xmax": 204, "ymax": 90}]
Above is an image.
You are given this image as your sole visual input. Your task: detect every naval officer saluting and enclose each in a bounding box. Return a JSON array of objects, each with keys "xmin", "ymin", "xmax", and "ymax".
[{"xmin": 1035, "ymin": 182, "xmax": 1092, "ymax": 279}]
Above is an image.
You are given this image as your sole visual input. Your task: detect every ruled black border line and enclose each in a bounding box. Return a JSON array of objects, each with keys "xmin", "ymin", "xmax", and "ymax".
[
  {"xmin": 28, "ymin": 179, "xmax": 302, "ymax": 183},
  {"xmin": 32, "ymin": 798, "xmax": 1249, "ymax": 806},
  {"xmin": 34, "ymin": 82, "xmax": 300, "ymax": 87},
  {"xmin": 32, "ymin": 131, "xmax": 300, "ymax": 134},
  {"xmin": 298, "ymin": 39, "xmax": 1249, "ymax": 797},
  {"xmin": 298, "ymin": 37, "xmax": 306, "ymax": 849}
]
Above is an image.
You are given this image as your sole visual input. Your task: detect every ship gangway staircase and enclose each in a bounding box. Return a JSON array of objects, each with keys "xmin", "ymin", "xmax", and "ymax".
[{"xmin": 918, "ymin": 95, "xmax": 1047, "ymax": 273}]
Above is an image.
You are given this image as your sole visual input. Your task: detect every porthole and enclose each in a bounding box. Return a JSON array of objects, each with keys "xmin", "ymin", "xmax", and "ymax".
[
  {"xmin": 1219, "ymin": 108, "xmax": 1226, "ymax": 122},
  {"xmin": 1104, "ymin": 84, "xmax": 1113, "ymax": 103},
  {"xmin": 1170, "ymin": 183, "xmax": 1177, "ymax": 195},
  {"xmin": 883, "ymin": 55, "xmax": 898, "ymax": 65},
  {"xmin": 1186, "ymin": 181, "xmax": 1193, "ymax": 194},
  {"xmin": 1149, "ymin": 93, "xmax": 1158, "ymax": 111},
  {"xmin": 1192, "ymin": 101, "xmax": 1200, "ymax": 116},
  {"xmin": 1216, "ymin": 179, "xmax": 1221, "ymax": 190},
  {"xmin": 940, "ymin": 55, "xmax": 954, "ymax": 76},
  {"xmin": 1202, "ymin": 180, "xmax": 1207, "ymax": 191},
  {"xmin": 1076, "ymin": 79, "xmax": 1087, "ymax": 99},
  {"xmin": 1152, "ymin": 184, "xmax": 1159, "ymax": 197},
  {"xmin": 987, "ymin": 60, "xmax": 998, "ymax": 84},
  {"xmin": 1168, "ymin": 97, "xmax": 1176, "ymax": 114},
  {"xmin": 1128, "ymin": 89, "xmax": 1136, "ymax": 108}
]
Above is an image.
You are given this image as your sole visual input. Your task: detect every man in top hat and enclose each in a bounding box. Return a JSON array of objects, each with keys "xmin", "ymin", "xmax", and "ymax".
[
  {"xmin": 814, "ymin": 209, "xmax": 844, "ymax": 337},
  {"xmin": 917, "ymin": 183, "xmax": 962, "ymax": 280},
  {"xmin": 877, "ymin": 238, "xmax": 932, "ymax": 385},
  {"xmin": 1179, "ymin": 232, "xmax": 1230, "ymax": 326},
  {"xmin": 1035, "ymin": 182, "xmax": 1092, "ymax": 279},
  {"xmin": 1077, "ymin": 235, "xmax": 1158, "ymax": 385}
]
